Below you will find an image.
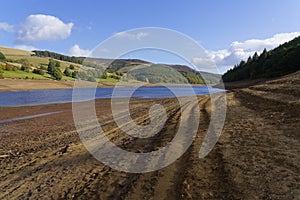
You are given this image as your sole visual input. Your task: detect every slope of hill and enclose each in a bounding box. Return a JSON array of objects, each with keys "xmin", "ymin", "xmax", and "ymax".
[
  {"xmin": 0, "ymin": 46, "xmax": 221, "ymax": 85},
  {"xmin": 0, "ymin": 47, "xmax": 82, "ymax": 70},
  {"xmin": 0, "ymin": 47, "xmax": 88, "ymax": 81},
  {"xmin": 33, "ymin": 50, "xmax": 222, "ymax": 84},
  {"xmin": 0, "ymin": 46, "xmax": 34, "ymax": 56},
  {"xmin": 222, "ymin": 36, "xmax": 300, "ymax": 82}
]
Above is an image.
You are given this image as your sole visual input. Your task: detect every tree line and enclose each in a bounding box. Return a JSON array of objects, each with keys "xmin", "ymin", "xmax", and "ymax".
[
  {"xmin": 33, "ymin": 50, "xmax": 84, "ymax": 64},
  {"xmin": 222, "ymin": 36, "xmax": 300, "ymax": 82}
]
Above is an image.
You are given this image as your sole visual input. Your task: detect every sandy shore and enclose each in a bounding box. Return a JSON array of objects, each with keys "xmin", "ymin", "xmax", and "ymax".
[
  {"xmin": 0, "ymin": 78, "xmax": 209, "ymax": 92},
  {"xmin": 0, "ymin": 79, "xmax": 110, "ymax": 92},
  {"xmin": 0, "ymin": 72, "xmax": 299, "ymax": 199}
]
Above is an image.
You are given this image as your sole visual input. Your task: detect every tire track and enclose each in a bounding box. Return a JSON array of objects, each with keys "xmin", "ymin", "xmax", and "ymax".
[
  {"xmin": 180, "ymin": 95, "xmax": 237, "ymax": 199},
  {"xmin": 123, "ymin": 97, "xmax": 202, "ymax": 200}
]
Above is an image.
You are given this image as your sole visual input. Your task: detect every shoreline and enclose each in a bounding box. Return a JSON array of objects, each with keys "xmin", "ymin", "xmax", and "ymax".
[{"xmin": 0, "ymin": 78, "xmax": 210, "ymax": 92}]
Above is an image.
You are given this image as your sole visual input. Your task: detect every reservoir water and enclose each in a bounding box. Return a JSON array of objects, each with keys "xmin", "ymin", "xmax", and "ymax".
[{"xmin": 0, "ymin": 86, "xmax": 224, "ymax": 107}]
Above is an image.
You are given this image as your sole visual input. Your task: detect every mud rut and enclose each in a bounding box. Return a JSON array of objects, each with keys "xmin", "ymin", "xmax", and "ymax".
[
  {"xmin": 1, "ymin": 88, "xmax": 299, "ymax": 199},
  {"xmin": 0, "ymin": 96, "xmax": 225, "ymax": 200}
]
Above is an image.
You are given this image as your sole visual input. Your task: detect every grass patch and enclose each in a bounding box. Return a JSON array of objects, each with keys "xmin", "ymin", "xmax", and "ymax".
[
  {"xmin": 5, "ymin": 55, "xmax": 84, "ymax": 71},
  {"xmin": 3, "ymin": 70, "xmax": 50, "ymax": 80},
  {"xmin": 62, "ymin": 75, "xmax": 75, "ymax": 81},
  {"xmin": 0, "ymin": 46, "xmax": 33, "ymax": 56},
  {"xmin": 98, "ymin": 77, "xmax": 119, "ymax": 82}
]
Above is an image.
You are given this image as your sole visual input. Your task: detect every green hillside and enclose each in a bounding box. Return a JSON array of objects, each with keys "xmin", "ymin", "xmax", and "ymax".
[
  {"xmin": 106, "ymin": 62, "xmax": 221, "ymax": 84},
  {"xmin": 0, "ymin": 47, "xmax": 84, "ymax": 80},
  {"xmin": 34, "ymin": 50, "xmax": 221, "ymax": 84},
  {"xmin": 0, "ymin": 46, "xmax": 221, "ymax": 84},
  {"xmin": 222, "ymin": 36, "xmax": 300, "ymax": 82},
  {"xmin": 125, "ymin": 64, "xmax": 193, "ymax": 84}
]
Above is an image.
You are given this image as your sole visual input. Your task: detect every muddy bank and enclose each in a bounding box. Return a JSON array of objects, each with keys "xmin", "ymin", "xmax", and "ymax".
[
  {"xmin": 0, "ymin": 72, "xmax": 299, "ymax": 199},
  {"xmin": 0, "ymin": 78, "xmax": 207, "ymax": 92}
]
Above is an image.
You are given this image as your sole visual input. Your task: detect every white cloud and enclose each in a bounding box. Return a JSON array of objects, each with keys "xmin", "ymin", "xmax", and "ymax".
[
  {"xmin": 17, "ymin": 14, "xmax": 73, "ymax": 43},
  {"xmin": 69, "ymin": 44, "xmax": 92, "ymax": 57},
  {"xmin": 194, "ymin": 32, "xmax": 300, "ymax": 73},
  {"xmin": 115, "ymin": 31, "xmax": 149, "ymax": 40},
  {"xmin": 0, "ymin": 22, "xmax": 13, "ymax": 32},
  {"xmin": 14, "ymin": 45, "xmax": 36, "ymax": 51},
  {"xmin": 191, "ymin": 57, "xmax": 216, "ymax": 72}
]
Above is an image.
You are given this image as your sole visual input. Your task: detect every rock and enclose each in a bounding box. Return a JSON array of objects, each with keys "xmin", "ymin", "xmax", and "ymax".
[
  {"xmin": 0, "ymin": 154, "xmax": 10, "ymax": 159},
  {"xmin": 59, "ymin": 145, "xmax": 69, "ymax": 154},
  {"xmin": 36, "ymin": 185, "xmax": 41, "ymax": 192}
]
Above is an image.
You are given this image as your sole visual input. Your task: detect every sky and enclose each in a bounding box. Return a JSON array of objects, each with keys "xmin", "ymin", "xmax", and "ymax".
[{"xmin": 0, "ymin": 0, "xmax": 300, "ymax": 73}]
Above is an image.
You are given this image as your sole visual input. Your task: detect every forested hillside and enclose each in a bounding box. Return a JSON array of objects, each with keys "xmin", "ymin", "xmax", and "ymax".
[{"xmin": 222, "ymin": 36, "xmax": 300, "ymax": 82}]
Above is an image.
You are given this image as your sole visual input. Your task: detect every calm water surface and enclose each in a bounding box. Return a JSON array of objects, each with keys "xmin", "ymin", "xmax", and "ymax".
[{"xmin": 0, "ymin": 86, "xmax": 224, "ymax": 107}]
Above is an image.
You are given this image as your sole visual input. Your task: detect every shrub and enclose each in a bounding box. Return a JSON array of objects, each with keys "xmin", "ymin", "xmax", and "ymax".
[
  {"xmin": 20, "ymin": 59, "xmax": 30, "ymax": 72},
  {"xmin": 69, "ymin": 64, "xmax": 75, "ymax": 70},
  {"xmin": 47, "ymin": 59, "xmax": 56, "ymax": 74},
  {"xmin": 0, "ymin": 66, "xmax": 4, "ymax": 79},
  {"xmin": 21, "ymin": 65, "xmax": 30, "ymax": 72},
  {"xmin": 116, "ymin": 71, "xmax": 123, "ymax": 76},
  {"xmin": 0, "ymin": 52, "xmax": 6, "ymax": 60},
  {"xmin": 72, "ymin": 71, "xmax": 78, "ymax": 78},
  {"xmin": 55, "ymin": 61, "xmax": 60, "ymax": 68},
  {"xmin": 40, "ymin": 65, "xmax": 47, "ymax": 70},
  {"xmin": 4, "ymin": 64, "xmax": 13, "ymax": 71},
  {"xmin": 87, "ymin": 76, "xmax": 96, "ymax": 82},
  {"xmin": 63, "ymin": 67, "xmax": 72, "ymax": 77},
  {"xmin": 33, "ymin": 68, "xmax": 45, "ymax": 75},
  {"xmin": 78, "ymin": 71, "xmax": 88, "ymax": 80},
  {"xmin": 52, "ymin": 68, "xmax": 62, "ymax": 80},
  {"xmin": 101, "ymin": 71, "xmax": 107, "ymax": 79}
]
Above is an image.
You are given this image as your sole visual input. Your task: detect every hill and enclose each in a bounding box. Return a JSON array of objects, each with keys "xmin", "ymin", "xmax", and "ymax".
[
  {"xmin": 27, "ymin": 51, "xmax": 221, "ymax": 84},
  {"xmin": 32, "ymin": 50, "xmax": 222, "ymax": 84},
  {"xmin": 0, "ymin": 46, "xmax": 83, "ymax": 70},
  {"xmin": 0, "ymin": 47, "xmax": 86, "ymax": 81},
  {"xmin": 0, "ymin": 46, "xmax": 221, "ymax": 84},
  {"xmin": 222, "ymin": 36, "xmax": 300, "ymax": 82},
  {"xmin": 0, "ymin": 46, "xmax": 34, "ymax": 56}
]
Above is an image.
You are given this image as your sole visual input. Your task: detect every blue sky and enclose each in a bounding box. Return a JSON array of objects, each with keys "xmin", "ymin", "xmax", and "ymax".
[{"xmin": 1, "ymin": 0, "xmax": 300, "ymax": 73}]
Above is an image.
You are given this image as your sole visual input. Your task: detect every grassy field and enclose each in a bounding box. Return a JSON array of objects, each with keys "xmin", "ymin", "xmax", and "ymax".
[
  {"xmin": 0, "ymin": 46, "xmax": 99, "ymax": 82},
  {"xmin": 6, "ymin": 55, "xmax": 82, "ymax": 71},
  {"xmin": 98, "ymin": 77, "xmax": 119, "ymax": 82},
  {"xmin": 3, "ymin": 70, "xmax": 50, "ymax": 80},
  {"xmin": 62, "ymin": 75, "xmax": 75, "ymax": 81},
  {"xmin": 1, "ymin": 46, "xmax": 82, "ymax": 71},
  {"xmin": 3, "ymin": 70, "xmax": 79, "ymax": 81},
  {"xmin": 0, "ymin": 46, "xmax": 33, "ymax": 56}
]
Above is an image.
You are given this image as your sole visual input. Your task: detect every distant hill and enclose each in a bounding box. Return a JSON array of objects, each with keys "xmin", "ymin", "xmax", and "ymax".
[
  {"xmin": 34, "ymin": 50, "xmax": 221, "ymax": 84},
  {"xmin": 0, "ymin": 47, "xmax": 221, "ymax": 84},
  {"xmin": 104, "ymin": 60, "xmax": 221, "ymax": 84},
  {"xmin": 222, "ymin": 36, "xmax": 300, "ymax": 82}
]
